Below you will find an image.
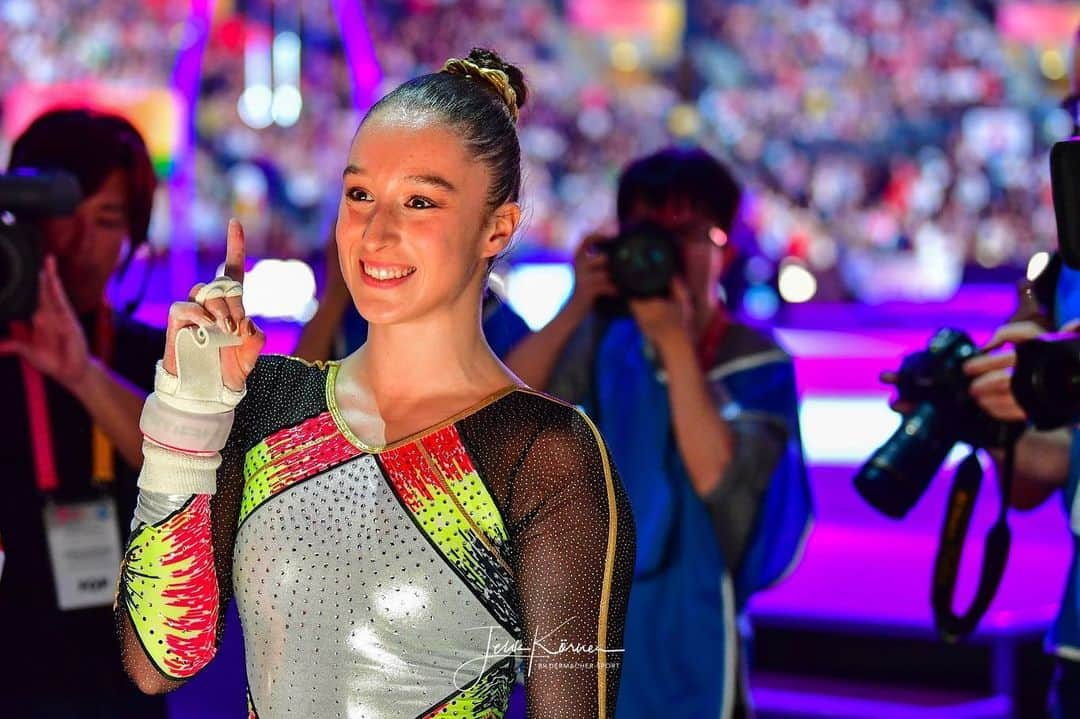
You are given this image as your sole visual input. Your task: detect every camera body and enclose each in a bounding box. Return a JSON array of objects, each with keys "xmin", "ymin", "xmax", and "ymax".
[
  {"xmin": 597, "ymin": 221, "xmax": 682, "ymax": 300},
  {"xmin": 1005, "ymin": 138, "xmax": 1080, "ymax": 430},
  {"xmin": 593, "ymin": 221, "xmax": 683, "ymax": 317},
  {"xmin": 855, "ymin": 328, "xmax": 1013, "ymax": 518},
  {"xmin": 0, "ymin": 171, "xmax": 81, "ymax": 322}
]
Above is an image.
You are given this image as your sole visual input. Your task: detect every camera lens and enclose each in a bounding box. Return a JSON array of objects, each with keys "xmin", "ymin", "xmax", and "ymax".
[
  {"xmin": 1013, "ymin": 337, "xmax": 1080, "ymax": 430},
  {"xmin": 0, "ymin": 224, "xmax": 42, "ymax": 322},
  {"xmin": 854, "ymin": 403, "xmax": 956, "ymax": 519},
  {"xmin": 605, "ymin": 223, "xmax": 680, "ymax": 298},
  {"xmin": 0, "ymin": 233, "xmax": 22, "ymax": 307}
]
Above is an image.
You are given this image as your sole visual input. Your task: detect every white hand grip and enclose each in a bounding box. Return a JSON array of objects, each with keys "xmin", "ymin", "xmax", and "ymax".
[{"xmin": 155, "ymin": 324, "xmax": 246, "ymax": 414}]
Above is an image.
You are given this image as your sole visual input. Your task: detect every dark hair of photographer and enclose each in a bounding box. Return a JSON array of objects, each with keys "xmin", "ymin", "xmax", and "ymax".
[
  {"xmin": 8, "ymin": 108, "xmax": 156, "ymax": 312},
  {"xmin": 616, "ymin": 146, "xmax": 742, "ymax": 234},
  {"xmin": 616, "ymin": 146, "xmax": 745, "ymax": 313}
]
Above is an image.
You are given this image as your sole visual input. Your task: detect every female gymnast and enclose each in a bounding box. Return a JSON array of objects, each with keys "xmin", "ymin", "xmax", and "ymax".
[{"xmin": 115, "ymin": 48, "xmax": 635, "ymax": 719}]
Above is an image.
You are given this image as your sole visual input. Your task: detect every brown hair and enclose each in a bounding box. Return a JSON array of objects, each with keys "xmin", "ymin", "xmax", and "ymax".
[{"xmin": 9, "ymin": 108, "xmax": 157, "ymax": 250}]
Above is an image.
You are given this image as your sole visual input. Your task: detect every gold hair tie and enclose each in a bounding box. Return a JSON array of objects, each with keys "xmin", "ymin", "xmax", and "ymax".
[{"xmin": 441, "ymin": 57, "xmax": 519, "ymax": 122}]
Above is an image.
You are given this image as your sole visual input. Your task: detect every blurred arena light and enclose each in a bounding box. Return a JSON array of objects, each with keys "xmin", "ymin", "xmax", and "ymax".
[
  {"xmin": 1044, "ymin": 107, "xmax": 1074, "ymax": 143},
  {"xmin": 610, "ymin": 40, "xmax": 640, "ymax": 72},
  {"xmin": 238, "ymin": 86, "xmax": 273, "ymax": 129},
  {"xmin": 667, "ymin": 104, "xmax": 701, "ymax": 138},
  {"xmin": 239, "ymin": 30, "xmax": 273, "ymax": 129},
  {"xmin": 1027, "ymin": 250, "xmax": 1051, "ymax": 281},
  {"xmin": 505, "ymin": 263, "xmax": 574, "ymax": 330},
  {"xmin": 1040, "ymin": 48, "xmax": 1067, "ymax": 81},
  {"xmin": 272, "ymin": 31, "xmax": 302, "ymax": 127},
  {"xmin": 778, "ymin": 259, "xmax": 817, "ymax": 303},
  {"xmin": 743, "ymin": 284, "xmax": 780, "ymax": 320},
  {"xmin": 798, "ymin": 395, "xmax": 899, "ymax": 464},
  {"xmin": 272, "ymin": 85, "xmax": 302, "ymax": 128},
  {"xmin": 797, "ymin": 394, "xmax": 972, "ymax": 466},
  {"xmin": 216, "ymin": 258, "xmax": 317, "ymax": 322},
  {"xmin": 572, "ymin": 0, "xmax": 685, "ymax": 67}
]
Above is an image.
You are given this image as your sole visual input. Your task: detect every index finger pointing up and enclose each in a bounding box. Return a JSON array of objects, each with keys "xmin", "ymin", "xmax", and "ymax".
[{"xmin": 223, "ymin": 218, "xmax": 246, "ymax": 283}]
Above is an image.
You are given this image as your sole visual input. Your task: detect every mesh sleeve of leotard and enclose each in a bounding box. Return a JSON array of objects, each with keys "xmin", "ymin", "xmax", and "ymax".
[
  {"xmin": 117, "ymin": 356, "xmax": 279, "ymax": 689},
  {"xmin": 461, "ymin": 391, "xmax": 636, "ymax": 718}
]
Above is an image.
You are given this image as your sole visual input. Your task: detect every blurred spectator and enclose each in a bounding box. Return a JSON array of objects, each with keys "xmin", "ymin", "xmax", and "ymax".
[{"xmin": 1, "ymin": 0, "xmax": 1072, "ymax": 305}]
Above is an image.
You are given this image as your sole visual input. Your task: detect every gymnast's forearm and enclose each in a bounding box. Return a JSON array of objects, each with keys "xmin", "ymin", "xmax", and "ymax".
[
  {"xmin": 116, "ymin": 447, "xmax": 222, "ymax": 693},
  {"xmin": 116, "ymin": 348, "xmax": 242, "ymax": 691}
]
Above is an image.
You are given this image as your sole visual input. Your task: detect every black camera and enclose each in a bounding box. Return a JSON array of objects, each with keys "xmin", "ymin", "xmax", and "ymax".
[
  {"xmin": 1011, "ymin": 334, "xmax": 1080, "ymax": 430},
  {"xmin": 854, "ymin": 328, "xmax": 1016, "ymax": 519},
  {"xmin": 0, "ymin": 170, "xmax": 81, "ymax": 322},
  {"xmin": 1051, "ymin": 138, "xmax": 1080, "ymax": 270},
  {"xmin": 852, "ymin": 140, "xmax": 1080, "ymax": 642},
  {"xmin": 857, "ymin": 328, "xmax": 1024, "ymax": 641},
  {"xmin": 1011, "ymin": 138, "xmax": 1080, "ymax": 430},
  {"xmin": 598, "ymin": 221, "xmax": 682, "ymax": 300}
]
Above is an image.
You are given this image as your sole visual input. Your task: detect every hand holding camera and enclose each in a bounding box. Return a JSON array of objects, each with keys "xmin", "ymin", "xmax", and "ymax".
[
  {"xmin": 0, "ymin": 170, "xmax": 92, "ymax": 389},
  {"xmin": 565, "ymin": 232, "xmax": 618, "ymax": 317},
  {"xmin": 0, "ymin": 254, "xmax": 91, "ymax": 390},
  {"xmin": 961, "ymin": 320, "xmax": 1054, "ymax": 423},
  {"xmin": 570, "ymin": 224, "xmax": 696, "ymax": 346},
  {"xmin": 627, "ymin": 277, "xmax": 694, "ymax": 348}
]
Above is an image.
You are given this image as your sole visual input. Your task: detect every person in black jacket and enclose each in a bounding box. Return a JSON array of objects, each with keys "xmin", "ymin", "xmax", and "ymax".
[{"xmin": 0, "ymin": 108, "xmax": 167, "ymax": 719}]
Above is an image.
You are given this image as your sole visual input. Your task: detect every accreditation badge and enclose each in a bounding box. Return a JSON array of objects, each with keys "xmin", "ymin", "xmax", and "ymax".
[{"xmin": 43, "ymin": 497, "xmax": 123, "ymax": 611}]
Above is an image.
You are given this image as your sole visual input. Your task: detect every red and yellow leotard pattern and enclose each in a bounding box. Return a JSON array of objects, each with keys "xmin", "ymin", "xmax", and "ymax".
[{"xmin": 120, "ymin": 355, "xmax": 635, "ymax": 718}]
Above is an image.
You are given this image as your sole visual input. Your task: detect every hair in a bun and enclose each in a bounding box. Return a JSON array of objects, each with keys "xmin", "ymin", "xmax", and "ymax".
[{"xmin": 441, "ymin": 48, "xmax": 528, "ymax": 122}]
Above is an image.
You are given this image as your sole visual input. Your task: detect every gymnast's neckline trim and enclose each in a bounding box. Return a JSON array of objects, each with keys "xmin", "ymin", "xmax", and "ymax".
[{"xmin": 324, "ymin": 361, "xmax": 522, "ymax": 454}]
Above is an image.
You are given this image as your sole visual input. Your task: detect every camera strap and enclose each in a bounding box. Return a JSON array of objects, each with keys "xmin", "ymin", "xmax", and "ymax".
[
  {"xmin": 19, "ymin": 304, "xmax": 116, "ymax": 495},
  {"xmin": 931, "ymin": 443, "xmax": 1014, "ymax": 642}
]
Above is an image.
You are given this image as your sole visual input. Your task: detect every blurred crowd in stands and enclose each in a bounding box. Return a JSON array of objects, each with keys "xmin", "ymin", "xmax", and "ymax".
[{"xmin": 0, "ymin": 0, "xmax": 1073, "ymax": 302}]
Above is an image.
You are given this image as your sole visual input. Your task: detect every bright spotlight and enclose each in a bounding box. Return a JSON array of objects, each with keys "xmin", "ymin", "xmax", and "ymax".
[
  {"xmin": 778, "ymin": 260, "xmax": 817, "ymax": 303},
  {"xmin": 1027, "ymin": 251, "xmax": 1051, "ymax": 282}
]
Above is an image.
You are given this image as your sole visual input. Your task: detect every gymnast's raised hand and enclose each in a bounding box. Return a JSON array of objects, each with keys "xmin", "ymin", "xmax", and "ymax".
[{"xmin": 163, "ymin": 218, "xmax": 264, "ymax": 393}]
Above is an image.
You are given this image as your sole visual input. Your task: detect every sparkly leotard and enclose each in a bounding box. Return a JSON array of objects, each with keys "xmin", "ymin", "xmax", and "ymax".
[{"xmin": 119, "ymin": 354, "xmax": 635, "ymax": 719}]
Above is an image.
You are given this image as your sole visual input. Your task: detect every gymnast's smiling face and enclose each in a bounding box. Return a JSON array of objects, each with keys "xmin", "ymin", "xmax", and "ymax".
[{"xmin": 335, "ymin": 112, "xmax": 519, "ymax": 329}]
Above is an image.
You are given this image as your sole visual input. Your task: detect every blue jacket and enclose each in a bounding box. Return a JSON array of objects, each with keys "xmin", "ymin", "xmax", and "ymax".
[
  {"xmin": 1049, "ymin": 265, "xmax": 1080, "ymax": 660},
  {"xmin": 550, "ymin": 313, "xmax": 812, "ymax": 718}
]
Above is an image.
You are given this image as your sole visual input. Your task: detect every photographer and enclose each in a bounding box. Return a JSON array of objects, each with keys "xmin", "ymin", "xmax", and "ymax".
[
  {"xmin": 0, "ymin": 109, "xmax": 166, "ymax": 718},
  {"xmin": 958, "ymin": 268, "xmax": 1080, "ymax": 719},
  {"xmin": 507, "ymin": 147, "xmax": 811, "ymax": 719}
]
